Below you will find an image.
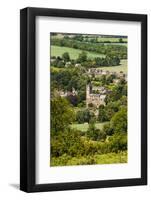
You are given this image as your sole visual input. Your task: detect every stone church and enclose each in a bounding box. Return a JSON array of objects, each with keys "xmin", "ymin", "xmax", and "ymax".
[{"xmin": 86, "ymin": 83, "xmax": 106, "ymax": 108}]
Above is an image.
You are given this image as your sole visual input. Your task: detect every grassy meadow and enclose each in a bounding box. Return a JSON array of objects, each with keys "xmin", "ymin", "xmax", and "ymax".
[
  {"xmin": 71, "ymin": 122, "xmax": 107, "ymax": 132},
  {"xmin": 52, "ymin": 34, "xmax": 128, "ymax": 43},
  {"xmin": 98, "ymin": 59, "xmax": 127, "ymax": 73},
  {"xmin": 51, "ymin": 45, "xmax": 105, "ymax": 60},
  {"xmin": 96, "ymin": 37, "xmax": 127, "ymax": 43}
]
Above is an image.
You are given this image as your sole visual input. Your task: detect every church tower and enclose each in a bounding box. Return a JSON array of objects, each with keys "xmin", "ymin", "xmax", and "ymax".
[{"xmin": 86, "ymin": 82, "xmax": 92, "ymax": 107}]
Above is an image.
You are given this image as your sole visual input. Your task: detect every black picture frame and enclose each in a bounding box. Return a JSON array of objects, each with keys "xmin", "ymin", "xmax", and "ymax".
[{"xmin": 20, "ymin": 7, "xmax": 147, "ymax": 193}]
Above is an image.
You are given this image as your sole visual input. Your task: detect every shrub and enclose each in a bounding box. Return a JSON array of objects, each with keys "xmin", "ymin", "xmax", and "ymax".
[
  {"xmin": 108, "ymin": 133, "xmax": 127, "ymax": 153},
  {"xmin": 103, "ymin": 123, "xmax": 114, "ymax": 136},
  {"xmin": 111, "ymin": 107, "xmax": 127, "ymax": 134}
]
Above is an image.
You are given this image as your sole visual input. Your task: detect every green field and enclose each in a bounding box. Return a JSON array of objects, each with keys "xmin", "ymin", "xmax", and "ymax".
[
  {"xmin": 51, "ymin": 45, "xmax": 105, "ymax": 60},
  {"xmin": 52, "ymin": 33, "xmax": 64, "ymax": 39},
  {"xmin": 104, "ymin": 43, "xmax": 127, "ymax": 46},
  {"xmin": 51, "ymin": 151, "xmax": 127, "ymax": 166},
  {"xmin": 71, "ymin": 122, "xmax": 107, "ymax": 132},
  {"xmin": 98, "ymin": 59, "xmax": 127, "ymax": 73},
  {"xmin": 97, "ymin": 37, "xmax": 127, "ymax": 43},
  {"xmin": 83, "ymin": 36, "xmax": 127, "ymax": 44},
  {"xmin": 52, "ymin": 34, "xmax": 127, "ymax": 43}
]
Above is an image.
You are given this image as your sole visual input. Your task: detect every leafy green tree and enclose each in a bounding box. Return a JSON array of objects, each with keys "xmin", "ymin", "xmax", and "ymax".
[
  {"xmin": 76, "ymin": 111, "xmax": 85, "ymax": 123},
  {"xmin": 76, "ymin": 109, "xmax": 94, "ymax": 124},
  {"xmin": 51, "ymin": 128, "xmax": 84, "ymax": 157},
  {"xmin": 95, "ymin": 129, "xmax": 106, "ymax": 141},
  {"xmin": 109, "ymin": 133, "xmax": 127, "ymax": 152},
  {"xmin": 87, "ymin": 119, "xmax": 96, "ymax": 139},
  {"xmin": 98, "ymin": 105, "xmax": 107, "ymax": 122},
  {"xmin": 112, "ymin": 56, "xmax": 120, "ymax": 66},
  {"xmin": 87, "ymin": 119, "xmax": 106, "ymax": 141},
  {"xmin": 77, "ymin": 90, "xmax": 86, "ymax": 104},
  {"xmin": 111, "ymin": 107, "xmax": 127, "ymax": 134},
  {"xmin": 104, "ymin": 101, "xmax": 119, "ymax": 120},
  {"xmin": 94, "ymin": 57, "xmax": 102, "ymax": 66},
  {"xmin": 57, "ymin": 60, "xmax": 65, "ymax": 68},
  {"xmin": 73, "ymin": 34, "xmax": 83, "ymax": 41},
  {"xmin": 62, "ymin": 52, "xmax": 70, "ymax": 62},
  {"xmin": 119, "ymin": 96, "xmax": 127, "ymax": 106},
  {"xmin": 105, "ymin": 81, "xmax": 127, "ymax": 104},
  {"xmin": 103, "ymin": 123, "xmax": 114, "ymax": 136},
  {"xmin": 119, "ymin": 38, "xmax": 123, "ymax": 43},
  {"xmin": 77, "ymin": 51, "xmax": 87, "ymax": 63},
  {"xmin": 51, "ymin": 97, "xmax": 75, "ymax": 135},
  {"xmin": 106, "ymin": 74, "xmax": 116, "ymax": 84}
]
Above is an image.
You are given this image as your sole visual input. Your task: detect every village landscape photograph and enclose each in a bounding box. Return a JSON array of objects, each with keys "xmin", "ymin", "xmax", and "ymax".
[{"xmin": 50, "ymin": 33, "xmax": 128, "ymax": 166}]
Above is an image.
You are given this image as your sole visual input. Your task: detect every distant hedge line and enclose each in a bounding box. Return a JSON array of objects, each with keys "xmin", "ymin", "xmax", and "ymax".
[{"xmin": 51, "ymin": 38, "xmax": 127, "ymax": 59}]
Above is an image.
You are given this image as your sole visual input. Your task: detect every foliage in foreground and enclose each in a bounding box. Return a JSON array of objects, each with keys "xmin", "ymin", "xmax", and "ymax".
[
  {"xmin": 51, "ymin": 151, "xmax": 127, "ymax": 166},
  {"xmin": 51, "ymin": 129, "xmax": 127, "ymax": 158},
  {"xmin": 50, "ymin": 95, "xmax": 127, "ymax": 166}
]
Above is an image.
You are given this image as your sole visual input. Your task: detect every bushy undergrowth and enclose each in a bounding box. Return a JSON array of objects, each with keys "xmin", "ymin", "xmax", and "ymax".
[
  {"xmin": 51, "ymin": 151, "xmax": 127, "ymax": 166},
  {"xmin": 51, "ymin": 127, "xmax": 127, "ymax": 160}
]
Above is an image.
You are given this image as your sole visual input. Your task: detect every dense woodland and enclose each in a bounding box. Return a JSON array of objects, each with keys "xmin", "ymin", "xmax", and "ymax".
[{"xmin": 50, "ymin": 33, "xmax": 127, "ymax": 166}]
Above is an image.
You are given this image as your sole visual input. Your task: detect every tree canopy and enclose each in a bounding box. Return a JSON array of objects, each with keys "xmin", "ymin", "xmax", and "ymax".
[{"xmin": 51, "ymin": 97, "xmax": 75, "ymax": 135}]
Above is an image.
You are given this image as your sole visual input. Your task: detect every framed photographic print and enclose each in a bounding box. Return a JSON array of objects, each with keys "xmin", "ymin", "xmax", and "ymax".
[{"xmin": 20, "ymin": 7, "xmax": 147, "ymax": 192}]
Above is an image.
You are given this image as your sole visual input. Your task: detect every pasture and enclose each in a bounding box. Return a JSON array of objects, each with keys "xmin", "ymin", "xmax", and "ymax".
[
  {"xmin": 98, "ymin": 59, "xmax": 127, "ymax": 73},
  {"xmin": 97, "ymin": 37, "xmax": 127, "ymax": 43},
  {"xmin": 104, "ymin": 43, "xmax": 127, "ymax": 46},
  {"xmin": 71, "ymin": 122, "xmax": 107, "ymax": 132},
  {"xmin": 51, "ymin": 34, "xmax": 127, "ymax": 43},
  {"xmin": 51, "ymin": 45, "xmax": 105, "ymax": 60}
]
